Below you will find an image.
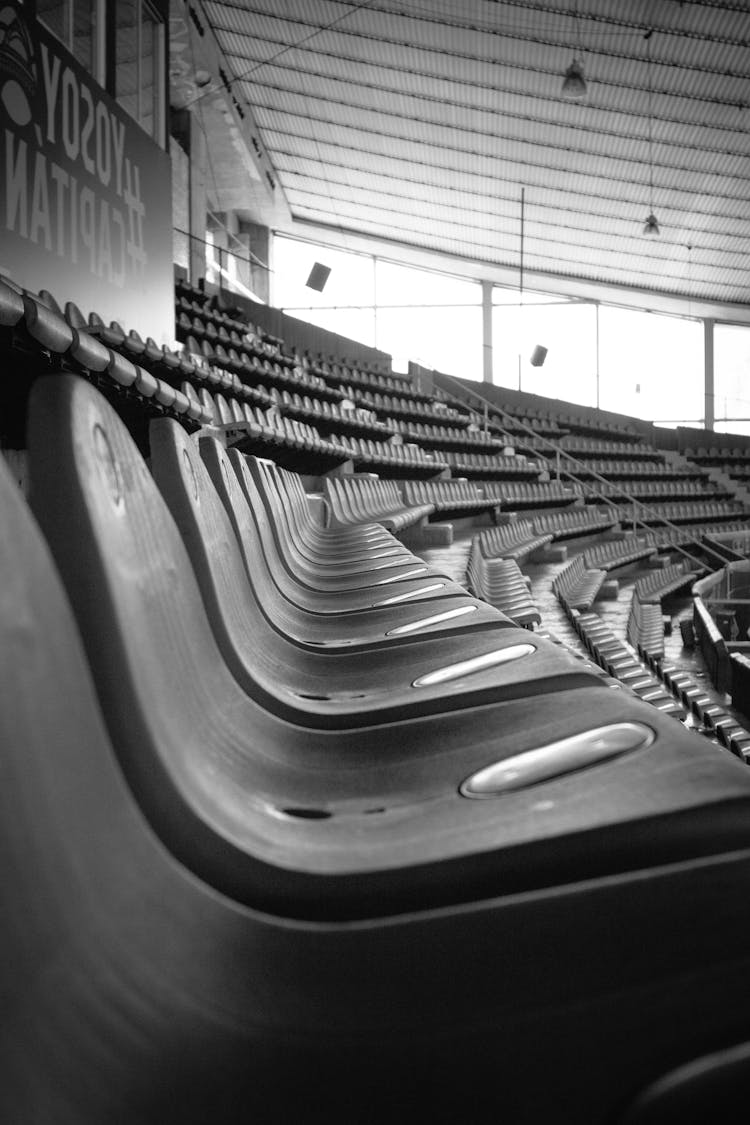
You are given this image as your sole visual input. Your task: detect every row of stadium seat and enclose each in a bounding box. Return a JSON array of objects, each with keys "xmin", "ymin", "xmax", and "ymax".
[
  {"xmin": 181, "ymin": 332, "xmax": 343, "ymax": 401},
  {"xmin": 267, "ymin": 388, "xmax": 397, "ymax": 439},
  {"xmin": 476, "ymin": 518, "xmax": 553, "ymax": 563},
  {"xmin": 626, "ymin": 591, "xmax": 666, "ymax": 662},
  {"xmin": 347, "ymin": 389, "xmax": 468, "ymax": 425},
  {"xmin": 535, "ymin": 504, "xmax": 619, "ymax": 538},
  {"xmin": 465, "ymin": 543, "xmax": 541, "ymax": 628},
  {"xmin": 621, "ymin": 500, "xmax": 748, "ymax": 527},
  {"xmin": 684, "ymin": 445, "xmax": 750, "ymax": 464},
  {"xmin": 323, "ymin": 475, "xmax": 433, "ymax": 532},
  {"xmin": 555, "ymin": 436, "xmax": 662, "ymax": 460},
  {"xmin": 583, "ymin": 535, "xmax": 658, "ymax": 571},
  {"xmin": 309, "ymin": 356, "xmax": 430, "ymax": 399},
  {"xmin": 552, "ymin": 555, "xmax": 608, "ymax": 613},
  {"xmin": 400, "ymin": 478, "xmax": 499, "ymax": 518},
  {"xmin": 482, "ymin": 479, "xmax": 580, "ymax": 509},
  {"xmin": 8, "ymin": 367, "xmax": 750, "ymax": 1120},
  {"xmin": 444, "ymin": 450, "xmax": 542, "ymax": 478},
  {"xmin": 585, "ymin": 479, "xmax": 730, "ymax": 501},
  {"xmin": 573, "ymin": 458, "xmax": 706, "ymax": 479},
  {"xmin": 634, "ymin": 562, "xmax": 701, "ymax": 604},
  {"xmin": 333, "ymin": 434, "xmax": 446, "ymax": 476},
  {"xmin": 387, "ymin": 417, "xmax": 505, "ymax": 449},
  {"xmin": 176, "ymin": 312, "xmax": 292, "ymax": 366},
  {"xmin": 572, "ymin": 612, "xmax": 686, "ymax": 718},
  {"xmin": 487, "ymin": 401, "xmax": 641, "ymax": 442}
]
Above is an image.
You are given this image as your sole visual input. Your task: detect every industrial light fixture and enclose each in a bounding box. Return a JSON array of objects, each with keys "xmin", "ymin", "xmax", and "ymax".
[
  {"xmin": 562, "ymin": 59, "xmax": 587, "ymax": 100},
  {"xmin": 643, "ymin": 213, "xmax": 660, "ymax": 236},
  {"xmin": 561, "ymin": 1, "xmax": 587, "ymax": 100},
  {"xmin": 643, "ymin": 30, "xmax": 660, "ymax": 236}
]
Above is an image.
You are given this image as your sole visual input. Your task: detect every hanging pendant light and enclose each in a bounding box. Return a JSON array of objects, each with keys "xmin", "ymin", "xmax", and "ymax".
[
  {"xmin": 643, "ymin": 212, "xmax": 660, "ymax": 237},
  {"xmin": 643, "ymin": 30, "xmax": 660, "ymax": 236},
  {"xmin": 562, "ymin": 1, "xmax": 587, "ymax": 99},
  {"xmin": 562, "ymin": 59, "xmax": 587, "ymax": 99}
]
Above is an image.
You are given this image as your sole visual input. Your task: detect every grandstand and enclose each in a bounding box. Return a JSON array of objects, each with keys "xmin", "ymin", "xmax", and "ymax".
[{"xmin": 3, "ymin": 3, "xmax": 750, "ymax": 1123}]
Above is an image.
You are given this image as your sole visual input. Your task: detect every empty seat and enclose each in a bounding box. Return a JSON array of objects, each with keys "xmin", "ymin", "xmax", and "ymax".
[
  {"xmin": 10, "ymin": 384, "xmax": 750, "ymax": 1121},
  {"xmin": 150, "ymin": 418, "xmax": 602, "ymax": 723}
]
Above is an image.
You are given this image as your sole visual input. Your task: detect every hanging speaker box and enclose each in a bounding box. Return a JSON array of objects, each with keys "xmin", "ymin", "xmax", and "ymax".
[
  {"xmin": 530, "ymin": 345, "xmax": 548, "ymax": 367},
  {"xmin": 306, "ymin": 263, "xmax": 331, "ymax": 291}
]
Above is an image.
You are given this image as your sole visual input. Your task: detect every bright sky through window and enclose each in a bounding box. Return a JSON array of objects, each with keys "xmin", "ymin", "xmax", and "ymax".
[{"xmin": 272, "ymin": 234, "xmax": 750, "ymax": 434}]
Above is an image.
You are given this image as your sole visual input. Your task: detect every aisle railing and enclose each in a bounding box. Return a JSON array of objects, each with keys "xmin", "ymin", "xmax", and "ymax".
[{"xmin": 432, "ymin": 372, "xmax": 733, "ymax": 573}]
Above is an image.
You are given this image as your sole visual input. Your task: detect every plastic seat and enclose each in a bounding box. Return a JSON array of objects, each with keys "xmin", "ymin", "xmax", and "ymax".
[
  {"xmin": 201, "ymin": 438, "xmax": 475, "ymax": 611},
  {"xmin": 28, "ymin": 376, "xmax": 741, "ymax": 920},
  {"xmin": 248, "ymin": 457, "xmax": 434, "ymax": 579},
  {"xmin": 150, "ymin": 418, "xmax": 604, "ymax": 724}
]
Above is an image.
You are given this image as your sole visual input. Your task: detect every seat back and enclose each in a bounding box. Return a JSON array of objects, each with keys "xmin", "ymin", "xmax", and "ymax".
[
  {"xmin": 149, "ymin": 417, "xmax": 310, "ymax": 705},
  {"xmin": 27, "ymin": 374, "xmax": 354, "ymax": 914},
  {"xmin": 0, "ymin": 387, "xmax": 302, "ymax": 1124}
]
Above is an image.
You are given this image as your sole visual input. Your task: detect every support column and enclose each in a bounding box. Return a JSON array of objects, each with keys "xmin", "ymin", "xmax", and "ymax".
[
  {"xmin": 188, "ymin": 112, "xmax": 207, "ymax": 285},
  {"xmin": 482, "ymin": 279, "xmax": 493, "ymax": 384},
  {"xmin": 595, "ymin": 302, "xmax": 600, "ymax": 410},
  {"xmin": 704, "ymin": 317, "xmax": 715, "ymax": 431}
]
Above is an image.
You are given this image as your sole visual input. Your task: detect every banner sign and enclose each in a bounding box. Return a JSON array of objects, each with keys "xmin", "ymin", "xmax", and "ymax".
[{"xmin": 0, "ymin": 2, "xmax": 175, "ymax": 344}]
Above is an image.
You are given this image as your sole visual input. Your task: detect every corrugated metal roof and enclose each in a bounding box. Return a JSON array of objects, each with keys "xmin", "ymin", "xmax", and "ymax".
[{"xmin": 200, "ymin": 0, "xmax": 750, "ymax": 307}]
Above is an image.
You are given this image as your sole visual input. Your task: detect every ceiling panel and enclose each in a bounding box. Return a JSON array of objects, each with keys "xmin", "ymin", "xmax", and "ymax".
[{"xmin": 202, "ymin": 0, "xmax": 750, "ymax": 308}]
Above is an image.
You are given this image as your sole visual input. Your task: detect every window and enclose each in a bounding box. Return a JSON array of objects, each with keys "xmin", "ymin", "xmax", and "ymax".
[
  {"xmin": 116, "ymin": 0, "xmax": 165, "ymax": 144},
  {"xmin": 270, "ymin": 235, "xmax": 749, "ymax": 429},
  {"xmin": 598, "ymin": 307, "xmax": 703, "ymax": 425},
  {"xmin": 273, "ymin": 237, "xmax": 377, "ymax": 347},
  {"xmin": 273, "ymin": 237, "xmax": 481, "ymax": 376},
  {"xmin": 375, "ymin": 261, "xmax": 481, "ymax": 379},
  {"xmin": 493, "ymin": 290, "xmax": 597, "ymax": 406},
  {"xmin": 715, "ymin": 324, "xmax": 750, "ymax": 431},
  {"xmin": 37, "ymin": 0, "xmax": 101, "ymax": 78}
]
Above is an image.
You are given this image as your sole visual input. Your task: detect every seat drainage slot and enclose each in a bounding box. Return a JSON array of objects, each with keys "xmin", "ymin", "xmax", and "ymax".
[
  {"xmin": 460, "ymin": 721, "xmax": 655, "ymax": 797},
  {"xmin": 294, "ymin": 691, "xmax": 368, "ymax": 700},
  {"xmin": 375, "ymin": 583, "xmax": 445, "ymax": 606},
  {"xmin": 375, "ymin": 568, "xmax": 427, "ymax": 584},
  {"xmin": 280, "ymin": 807, "xmax": 332, "ymax": 820},
  {"xmin": 413, "ymin": 643, "xmax": 536, "ymax": 687},
  {"xmin": 278, "ymin": 805, "xmax": 388, "ymax": 820},
  {"xmin": 386, "ymin": 604, "xmax": 477, "ymax": 636}
]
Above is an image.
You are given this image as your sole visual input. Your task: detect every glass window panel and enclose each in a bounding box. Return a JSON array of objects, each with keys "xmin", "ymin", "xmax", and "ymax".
[
  {"xmin": 377, "ymin": 305, "xmax": 482, "ymax": 381},
  {"xmin": 140, "ymin": 8, "xmax": 154, "ymax": 135},
  {"xmin": 273, "ymin": 237, "xmax": 375, "ymax": 314},
  {"xmin": 116, "ymin": 0, "xmax": 138, "ymax": 123},
  {"xmin": 37, "ymin": 0, "xmax": 68, "ymax": 44},
  {"xmin": 376, "ymin": 260, "xmax": 480, "ymax": 309},
  {"xmin": 72, "ymin": 0, "xmax": 94, "ymax": 70},
  {"xmin": 715, "ymin": 324, "xmax": 750, "ymax": 426},
  {"xmin": 493, "ymin": 299, "xmax": 597, "ymax": 407},
  {"xmin": 598, "ymin": 307, "xmax": 703, "ymax": 424}
]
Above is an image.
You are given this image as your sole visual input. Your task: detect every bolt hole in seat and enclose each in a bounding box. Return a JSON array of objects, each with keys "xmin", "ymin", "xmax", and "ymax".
[{"xmin": 10, "ymin": 374, "xmax": 750, "ymax": 1119}]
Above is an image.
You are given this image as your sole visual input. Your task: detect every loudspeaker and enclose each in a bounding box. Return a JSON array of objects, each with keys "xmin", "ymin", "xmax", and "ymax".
[
  {"xmin": 530, "ymin": 344, "xmax": 547, "ymax": 367},
  {"xmin": 306, "ymin": 263, "xmax": 331, "ymax": 291}
]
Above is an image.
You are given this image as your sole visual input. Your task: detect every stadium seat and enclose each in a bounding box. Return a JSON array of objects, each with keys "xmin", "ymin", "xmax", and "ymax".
[
  {"xmin": 150, "ymin": 417, "xmax": 608, "ymax": 722},
  {"xmin": 10, "ymin": 379, "xmax": 750, "ymax": 1122}
]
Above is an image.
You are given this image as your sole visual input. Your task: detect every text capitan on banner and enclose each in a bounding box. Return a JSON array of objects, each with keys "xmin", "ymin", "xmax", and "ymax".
[{"xmin": 0, "ymin": 3, "xmax": 174, "ymax": 343}]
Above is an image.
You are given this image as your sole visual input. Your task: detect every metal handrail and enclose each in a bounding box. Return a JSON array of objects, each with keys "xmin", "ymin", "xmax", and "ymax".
[{"xmin": 432, "ymin": 372, "xmax": 734, "ymax": 572}]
